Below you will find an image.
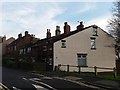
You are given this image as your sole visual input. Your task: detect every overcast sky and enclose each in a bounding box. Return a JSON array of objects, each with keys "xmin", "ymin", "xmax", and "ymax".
[{"xmin": 1, "ymin": 0, "xmax": 115, "ymax": 39}]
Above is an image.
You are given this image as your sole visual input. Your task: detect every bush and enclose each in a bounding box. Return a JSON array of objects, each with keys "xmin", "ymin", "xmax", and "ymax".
[
  {"xmin": 33, "ymin": 62, "xmax": 46, "ymax": 71},
  {"xmin": 19, "ymin": 61, "xmax": 33, "ymax": 70}
]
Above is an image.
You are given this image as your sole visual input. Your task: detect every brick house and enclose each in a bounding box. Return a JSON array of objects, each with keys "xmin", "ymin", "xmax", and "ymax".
[
  {"xmin": 5, "ymin": 22, "xmax": 116, "ymax": 71},
  {"xmin": 27, "ymin": 22, "xmax": 116, "ymax": 71},
  {"xmin": 6, "ymin": 31, "xmax": 39, "ymax": 62},
  {"xmin": 0, "ymin": 36, "xmax": 15, "ymax": 56}
]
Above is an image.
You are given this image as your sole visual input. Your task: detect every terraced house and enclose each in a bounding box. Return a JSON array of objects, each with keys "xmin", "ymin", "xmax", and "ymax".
[
  {"xmin": 6, "ymin": 22, "xmax": 117, "ymax": 71},
  {"xmin": 6, "ymin": 31, "xmax": 39, "ymax": 63},
  {"xmin": 27, "ymin": 22, "xmax": 116, "ymax": 71}
]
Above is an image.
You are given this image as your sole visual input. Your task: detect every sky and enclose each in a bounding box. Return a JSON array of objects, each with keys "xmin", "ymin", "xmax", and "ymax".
[{"xmin": 0, "ymin": 0, "xmax": 116, "ymax": 39}]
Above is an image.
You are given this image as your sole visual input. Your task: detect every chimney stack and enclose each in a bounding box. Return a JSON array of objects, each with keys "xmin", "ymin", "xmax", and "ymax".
[
  {"xmin": 18, "ymin": 33, "xmax": 22, "ymax": 38},
  {"xmin": 77, "ymin": 21, "xmax": 84, "ymax": 31},
  {"xmin": 25, "ymin": 31, "xmax": 29, "ymax": 36},
  {"xmin": 46, "ymin": 29, "xmax": 51, "ymax": 38},
  {"xmin": 76, "ymin": 21, "xmax": 84, "ymax": 31},
  {"xmin": 2, "ymin": 35, "xmax": 6, "ymax": 42},
  {"xmin": 64, "ymin": 22, "xmax": 70, "ymax": 34},
  {"xmin": 55, "ymin": 26, "xmax": 61, "ymax": 36}
]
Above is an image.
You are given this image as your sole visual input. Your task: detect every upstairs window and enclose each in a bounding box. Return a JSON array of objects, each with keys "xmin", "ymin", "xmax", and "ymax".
[
  {"xmin": 61, "ymin": 40, "xmax": 66, "ymax": 48},
  {"xmin": 19, "ymin": 49, "xmax": 23, "ymax": 54},
  {"xmin": 43, "ymin": 46, "xmax": 47, "ymax": 51},
  {"xmin": 92, "ymin": 25, "xmax": 98, "ymax": 36},
  {"xmin": 27, "ymin": 47, "xmax": 31, "ymax": 53},
  {"xmin": 14, "ymin": 46, "xmax": 16, "ymax": 51},
  {"xmin": 23, "ymin": 48, "xmax": 26, "ymax": 54},
  {"xmin": 48, "ymin": 58, "xmax": 52, "ymax": 65},
  {"xmin": 90, "ymin": 37, "xmax": 96, "ymax": 49}
]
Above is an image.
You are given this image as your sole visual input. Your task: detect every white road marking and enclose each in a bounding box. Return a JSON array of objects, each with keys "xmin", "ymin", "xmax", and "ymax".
[
  {"xmin": 29, "ymin": 78, "xmax": 57, "ymax": 90},
  {"xmin": 22, "ymin": 77, "xmax": 27, "ymax": 80},
  {"xmin": 13, "ymin": 86, "xmax": 21, "ymax": 90},
  {"xmin": 29, "ymin": 78, "xmax": 41, "ymax": 81},
  {"xmin": 32, "ymin": 84, "xmax": 49, "ymax": 90},
  {"xmin": 31, "ymin": 73, "xmax": 44, "ymax": 77},
  {"xmin": 42, "ymin": 77, "xmax": 52, "ymax": 80}
]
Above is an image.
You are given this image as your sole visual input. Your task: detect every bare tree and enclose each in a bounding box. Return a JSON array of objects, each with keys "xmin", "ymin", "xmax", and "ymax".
[{"xmin": 108, "ymin": 0, "xmax": 120, "ymax": 42}]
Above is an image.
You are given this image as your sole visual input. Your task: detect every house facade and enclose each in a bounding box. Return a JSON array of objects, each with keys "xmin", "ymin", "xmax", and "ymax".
[
  {"xmin": 53, "ymin": 23, "xmax": 115, "ymax": 72},
  {"xmin": 5, "ymin": 22, "xmax": 116, "ymax": 72},
  {"xmin": 0, "ymin": 36, "xmax": 15, "ymax": 56},
  {"xmin": 6, "ymin": 31, "xmax": 39, "ymax": 62}
]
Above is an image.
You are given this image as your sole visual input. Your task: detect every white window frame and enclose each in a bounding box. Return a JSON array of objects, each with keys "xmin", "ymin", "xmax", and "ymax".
[
  {"xmin": 92, "ymin": 25, "xmax": 98, "ymax": 36},
  {"xmin": 93, "ymin": 28, "xmax": 98, "ymax": 36},
  {"xmin": 90, "ymin": 37, "xmax": 96, "ymax": 49},
  {"xmin": 61, "ymin": 40, "xmax": 66, "ymax": 48},
  {"xmin": 77, "ymin": 54, "xmax": 87, "ymax": 66},
  {"xmin": 27, "ymin": 47, "xmax": 31, "ymax": 53},
  {"xmin": 48, "ymin": 58, "xmax": 52, "ymax": 65},
  {"xmin": 14, "ymin": 46, "xmax": 16, "ymax": 51},
  {"xmin": 19, "ymin": 49, "xmax": 23, "ymax": 54}
]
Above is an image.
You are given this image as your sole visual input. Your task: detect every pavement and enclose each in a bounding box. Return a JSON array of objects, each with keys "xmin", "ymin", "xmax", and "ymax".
[
  {"xmin": 34, "ymin": 71, "xmax": 120, "ymax": 90},
  {"xmin": 62, "ymin": 76, "xmax": 120, "ymax": 90}
]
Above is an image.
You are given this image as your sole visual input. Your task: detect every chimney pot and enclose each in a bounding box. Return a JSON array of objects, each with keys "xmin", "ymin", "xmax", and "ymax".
[
  {"xmin": 55, "ymin": 26, "xmax": 61, "ymax": 36},
  {"xmin": 25, "ymin": 31, "xmax": 29, "ymax": 36},
  {"xmin": 46, "ymin": 29, "xmax": 51, "ymax": 38},
  {"xmin": 18, "ymin": 33, "xmax": 22, "ymax": 38},
  {"xmin": 2, "ymin": 35, "xmax": 6, "ymax": 42}
]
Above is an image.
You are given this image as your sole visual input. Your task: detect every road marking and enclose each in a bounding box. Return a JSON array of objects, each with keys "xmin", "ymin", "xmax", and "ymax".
[
  {"xmin": 32, "ymin": 84, "xmax": 48, "ymax": 90},
  {"xmin": 22, "ymin": 77, "xmax": 27, "ymax": 80},
  {"xmin": 31, "ymin": 73, "xmax": 44, "ymax": 77},
  {"xmin": 13, "ymin": 86, "xmax": 21, "ymax": 90},
  {"xmin": 42, "ymin": 77, "xmax": 52, "ymax": 80},
  {"xmin": 29, "ymin": 78, "xmax": 57, "ymax": 90},
  {"xmin": 29, "ymin": 78, "xmax": 41, "ymax": 81},
  {"xmin": 0, "ymin": 83, "xmax": 10, "ymax": 90}
]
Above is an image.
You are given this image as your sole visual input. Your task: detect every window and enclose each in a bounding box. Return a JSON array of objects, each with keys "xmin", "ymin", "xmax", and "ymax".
[
  {"xmin": 14, "ymin": 46, "xmax": 16, "ymax": 51},
  {"xmin": 48, "ymin": 58, "xmax": 52, "ymax": 65},
  {"xmin": 23, "ymin": 48, "xmax": 26, "ymax": 54},
  {"xmin": 90, "ymin": 37, "xmax": 96, "ymax": 49},
  {"xmin": 61, "ymin": 40, "xmax": 66, "ymax": 48},
  {"xmin": 93, "ymin": 28, "xmax": 98, "ymax": 36},
  {"xmin": 92, "ymin": 25, "xmax": 98, "ymax": 36},
  {"xmin": 43, "ymin": 46, "xmax": 47, "ymax": 51},
  {"xmin": 27, "ymin": 47, "xmax": 31, "ymax": 53},
  {"xmin": 49, "ymin": 48, "xmax": 52, "ymax": 50},
  {"xmin": 42, "ymin": 58, "xmax": 46, "ymax": 62},
  {"xmin": 19, "ymin": 49, "xmax": 23, "ymax": 54},
  {"xmin": 77, "ymin": 54, "xmax": 87, "ymax": 66}
]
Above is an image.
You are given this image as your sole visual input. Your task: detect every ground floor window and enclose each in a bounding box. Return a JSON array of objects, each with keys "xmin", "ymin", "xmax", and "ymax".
[{"xmin": 77, "ymin": 53, "xmax": 87, "ymax": 66}]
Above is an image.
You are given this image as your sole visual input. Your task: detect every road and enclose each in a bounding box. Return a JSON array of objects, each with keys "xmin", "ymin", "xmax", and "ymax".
[{"xmin": 2, "ymin": 67, "xmax": 98, "ymax": 90}]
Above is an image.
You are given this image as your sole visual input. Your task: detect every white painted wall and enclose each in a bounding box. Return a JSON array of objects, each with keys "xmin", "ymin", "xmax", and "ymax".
[{"xmin": 54, "ymin": 27, "xmax": 115, "ymax": 72}]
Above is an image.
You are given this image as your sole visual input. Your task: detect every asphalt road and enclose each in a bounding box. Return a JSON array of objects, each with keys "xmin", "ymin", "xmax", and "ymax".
[{"xmin": 2, "ymin": 67, "xmax": 98, "ymax": 90}]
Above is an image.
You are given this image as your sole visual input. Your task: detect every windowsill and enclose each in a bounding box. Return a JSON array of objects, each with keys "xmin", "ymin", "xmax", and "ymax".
[
  {"xmin": 93, "ymin": 34, "xmax": 98, "ymax": 36},
  {"xmin": 61, "ymin": 46, "xmax": 66, "ymax": 48},
  {"xmin": 91, "ymin": 48, "xmax": 96, "ymax": 50},
  {"xmin": 78, "ymin": 65, "xmax": 88, "ymax": 67}
]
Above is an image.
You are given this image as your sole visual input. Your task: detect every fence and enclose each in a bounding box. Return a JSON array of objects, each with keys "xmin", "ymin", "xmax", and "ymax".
[{"xmin": 56, "ymin": 64, "xmax": 117, "ymax": 78}]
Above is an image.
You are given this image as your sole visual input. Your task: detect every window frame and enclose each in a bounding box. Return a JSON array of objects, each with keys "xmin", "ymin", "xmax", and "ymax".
[
  {"xmin": 43, "ymin": 46, "xmax": 47, "ymax": 51},
  {"xmin": 77, "ymin": 53, "xmax": 87, "ymax": 67},
  {"xmin": 61, "ymin": 40, "xmax": 66, "ymax": 48},
  {"xmin": 90, "ymin": 37, "xmax": 96, "ymax": 50}
]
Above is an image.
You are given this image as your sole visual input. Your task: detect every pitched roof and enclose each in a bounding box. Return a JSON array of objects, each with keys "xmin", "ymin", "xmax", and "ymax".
[{"xmin": 31, "ymin": 25, "xmax": 115, "ymax": 47}]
